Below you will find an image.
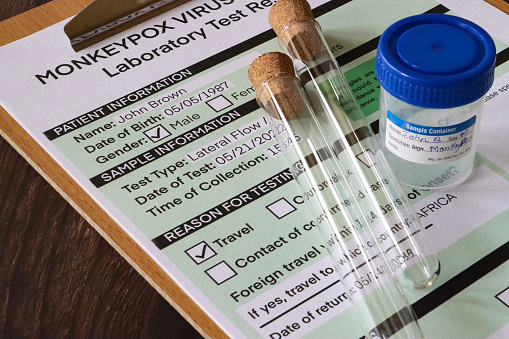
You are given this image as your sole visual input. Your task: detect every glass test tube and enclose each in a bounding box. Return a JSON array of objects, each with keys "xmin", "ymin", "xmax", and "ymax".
[
  {"xmin": 248, "ymin": 52, "xmax": 424, "ymax": 339},
  {"xmin": 268, "ymin": 0, "xmax": 440, "ymax": 289}
]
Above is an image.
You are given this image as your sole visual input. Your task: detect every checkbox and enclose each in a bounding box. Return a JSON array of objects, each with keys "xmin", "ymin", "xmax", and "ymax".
[
  {"xmin": 496, "ymin": 287, "xmax": 509, "ymax": 308},
  {"xmin": 205, "ymin": 261, "xmax": 237, "ymax": 285},
  {"xmin": 356, "ymin": 149, "xmax": 377, "ymax": 168},
  {"xmin": 185, "ymin": 241, "xmax": 217, "ymax": 265},
  {"xmin": 206, "ymin": 95, "xmax": 233, "ymax": 112},
  {"xmin": 144, "ymin": 124, "xmax": 171, "ymax": 143},
  {"xmin": 266, "ymin": 198, "xmax": 296, "ymax": 219}
]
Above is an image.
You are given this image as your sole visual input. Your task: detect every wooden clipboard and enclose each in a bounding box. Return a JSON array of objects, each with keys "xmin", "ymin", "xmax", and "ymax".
[
  {"xmin": 0, "ymin": 0, "xmax": 227, "ymax": 338},
  {"xmin": 0, "ymin": 0, "xmax": 507, "ymax": 338}
]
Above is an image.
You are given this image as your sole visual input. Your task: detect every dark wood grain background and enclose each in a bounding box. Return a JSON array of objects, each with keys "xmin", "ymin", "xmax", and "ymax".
[{"xmin": 0, "ymin": 1, "xmax": 203, "ymax": 338}]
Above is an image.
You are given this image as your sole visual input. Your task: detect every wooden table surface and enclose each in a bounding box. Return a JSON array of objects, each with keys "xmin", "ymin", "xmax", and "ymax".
[{"xmin": 0, "ymin": 1, "xmax": 202, "ymax": 338}]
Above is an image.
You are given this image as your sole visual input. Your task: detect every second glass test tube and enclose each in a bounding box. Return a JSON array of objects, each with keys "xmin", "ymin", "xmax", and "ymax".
[{"xmin": 268, "ymin": 0, "xmax": 440, "ymax": 289}]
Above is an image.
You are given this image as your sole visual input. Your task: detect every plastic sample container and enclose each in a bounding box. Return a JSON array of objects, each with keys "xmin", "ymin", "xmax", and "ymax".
[{"xmin": 376, "ymin": 14, "xmax": 496, "ymax": 189}]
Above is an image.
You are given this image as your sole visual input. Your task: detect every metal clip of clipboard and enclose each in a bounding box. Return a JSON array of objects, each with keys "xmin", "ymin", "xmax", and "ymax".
[{"xmin": 64, "ymin": 0, "xmax": 192, "ymax": 51}]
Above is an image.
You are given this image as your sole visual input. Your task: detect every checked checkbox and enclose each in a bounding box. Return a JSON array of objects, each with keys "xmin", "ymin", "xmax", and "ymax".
[
  {"xmin": 144, "ymin": 124, "xmax": 171, "ymax": 143},
  {"xmin": 185, "ymin": 241, "xmax": 217, "ymax": 265}
]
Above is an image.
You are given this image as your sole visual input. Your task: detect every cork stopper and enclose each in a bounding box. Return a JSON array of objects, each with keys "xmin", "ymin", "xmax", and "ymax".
[
  {"xmin": 269, "ymin": 0, "xmax": 322, "ymax": 60},
  {"xmin": 248, "ymin": 52, "xmax": 302, "ymax": 119}
]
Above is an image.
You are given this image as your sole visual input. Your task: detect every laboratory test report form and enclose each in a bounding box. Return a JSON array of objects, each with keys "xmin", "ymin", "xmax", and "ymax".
[{"xmin": 1, "ymin": 0, "xmax": 509, "ymax": 338}]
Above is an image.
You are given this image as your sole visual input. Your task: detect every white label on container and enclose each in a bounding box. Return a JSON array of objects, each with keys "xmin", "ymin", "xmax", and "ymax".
[{"xmin": 385, "ymin": 110, "xmax": 476, "ymax": 164}]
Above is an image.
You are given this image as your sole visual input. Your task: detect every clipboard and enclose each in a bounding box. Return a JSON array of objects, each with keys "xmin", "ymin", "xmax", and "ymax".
[
  {"xmin": 0, "ymin": 0, "xmax": 227, "ymax": 337},
  {"xmin": 485, "ymin": 0, "xmax": 509, "ymax": 13},
  {"xmin": 0, "ymin": 0, "xmax": 508, "ymax": 338}
]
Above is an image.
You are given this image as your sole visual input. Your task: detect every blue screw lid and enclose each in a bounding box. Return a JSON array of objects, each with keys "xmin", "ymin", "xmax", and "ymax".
[{"xmin": 375, "ymin": 14, "xmax": 496, "ymax": 108}]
